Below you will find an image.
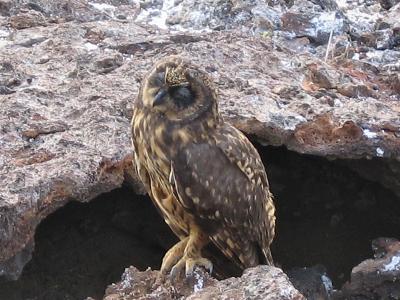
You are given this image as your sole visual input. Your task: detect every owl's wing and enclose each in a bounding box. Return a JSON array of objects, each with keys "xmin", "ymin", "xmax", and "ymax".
[{"xmin": 170, "ymin": 124, "xmax": 275, "ymax": 268}]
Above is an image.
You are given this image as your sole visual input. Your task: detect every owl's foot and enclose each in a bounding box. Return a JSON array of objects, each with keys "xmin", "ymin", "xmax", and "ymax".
[
  {"xmin": 160, "ymin": 237, "xmax": 189, "ymax": 275},
  {"xmin": 170, "ymin": 256, "xmax": 213, "ymax": 279},
  {"xmin": 169, "ymin": 229, "xmax": 212, "ymax": 280}
]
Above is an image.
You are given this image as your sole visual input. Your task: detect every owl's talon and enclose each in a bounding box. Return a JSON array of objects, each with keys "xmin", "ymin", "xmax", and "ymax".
[
  {"xmin": 185, "ymin": 257, "xmax": 213, "ymax": 277},
  {"xmin": 169, "ymin": 259, "xmax": 185, "ymax": 281},
  {"xmin": 167, "ymin": 255, "xmax": 213, "ymax": 281},
  {"xmin": 160, "ymin": 237, "xmax": 188, "ymax": 275}
]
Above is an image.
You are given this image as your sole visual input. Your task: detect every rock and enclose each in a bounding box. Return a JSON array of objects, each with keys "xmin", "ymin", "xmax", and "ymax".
[
  {"xmin": 336, "ymin": 238, "xmax": 400, "ymax": 299},
  {"xmin": 9, "ymin": 10, "xmax": 47, "ymax": 29},
  {"xmin": 389, "ymin": 73, "xmax": 400, "ymax": 93},
  {"xmin": 336, "ymin": 83, "xmax": 374, "ymax": 98},
  {"xmin": 379, "ymin": 0, "xmax": 400, "ymax": 9},
  {"xmin": 280, "ymin": 4, "xmax": 348, "ymax": 45},
  {"xmin": 360, "ymin": 29, "xmax": 396, "ymax": 50},
  {"xmin": 103, "ymin": 265, "xmax": 305, "ymax": 299},
  {"xmin": 0, "ymin": 0, "xmax": 399, "ymax": 282},
  {"xmin": 287, "ymin": 265, "xmax": 333, "ymax": 300},
  {"xmin": 91, "ymin": 53, "xmax": 124, "ymax": 74},
  {"xmin": 0, "ymin": 0, "xmax": 11, "ymax": 16},
  {"xmin": 7, "ymin": 0, "xmax": 140, "ymax": 23}
]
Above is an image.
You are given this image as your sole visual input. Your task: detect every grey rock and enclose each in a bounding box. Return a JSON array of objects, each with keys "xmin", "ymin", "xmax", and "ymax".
[
  {"xmin": 281, "ymin": 8, "xmax": 348, "ymax": 45},
  {"xmin": 379, "ymin": 0, "xmax": 400, "ymax": 9}
]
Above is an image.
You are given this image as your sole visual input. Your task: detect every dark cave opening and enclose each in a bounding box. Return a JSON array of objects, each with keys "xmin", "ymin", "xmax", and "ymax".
[
  {"xmin": 0, "ymin": 189, "xmax": 177, "ymax": 300},
  {"xmin": 0, "ymin": 145, "xmax": 399, "ymax": 299},
  {"xmin": 260, "ymin": 146, "xmax": 400, "ymax": 289}
]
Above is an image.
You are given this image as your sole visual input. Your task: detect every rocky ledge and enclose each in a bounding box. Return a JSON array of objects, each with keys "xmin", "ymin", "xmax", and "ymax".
[
  {"xmin": 103, "ymin": 265, "xmax": 305, "ymax": 300},
  {"xmin": 0, "ymin": 0, "xmax": 399, "ymax": 297},
  {"xmin": 103, "ymin": 238, "xmax": 400, "ymax": 299}
]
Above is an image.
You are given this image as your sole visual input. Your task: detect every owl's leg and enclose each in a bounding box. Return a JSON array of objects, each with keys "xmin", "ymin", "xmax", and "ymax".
[
  {"xmin": 160, "ymin": 237, "xmax": 189, "ymax": 275},
  {"xmin": 170, "ymin": 228, "xmax": 212, "ymax": 278}
]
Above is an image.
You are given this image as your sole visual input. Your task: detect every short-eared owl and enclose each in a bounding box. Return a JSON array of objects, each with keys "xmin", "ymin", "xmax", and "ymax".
[{"xmin": 131, "ymin": 56, "xmax": 275, "ymax": 277}]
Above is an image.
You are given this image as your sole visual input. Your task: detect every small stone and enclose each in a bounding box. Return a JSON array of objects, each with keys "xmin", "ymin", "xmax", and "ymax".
[
  {"xmin": 92, "ymin": 53, "xmax": 124, "ymax": 74},
  {"xmin": 337, "ymin": 84, "xmax": 374, "ymax": 98},
  {"xmin": 379, "ymin": 0, "xmax": 400, "ymax": 9},
  {"xmin": 281, "ymin": 11, "xmax": 348, "ymax": 45},
  {"xmin": 9, "ymin": 10, "xmax": 46, "ymax": 29}
]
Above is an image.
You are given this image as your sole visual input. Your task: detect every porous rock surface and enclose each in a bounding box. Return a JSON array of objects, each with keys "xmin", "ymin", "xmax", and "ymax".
[
  {"xmin": 0, "ymin": 0, "xmax": 399, "ymax": 284},
  {"xmin": 103, "ymin": 265, "xmax": 305, "ymax": 300},
  {"xmin": 334, "ymin": 238, "xmax": 400, "ymax": 299}
]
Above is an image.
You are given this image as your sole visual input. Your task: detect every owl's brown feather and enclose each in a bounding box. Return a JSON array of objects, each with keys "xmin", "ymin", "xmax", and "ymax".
[
  {"xmin": 169, "ymin": 123, "xmax": 275, "ymax": 268},
  {"xmin": 131, "ymin": 56, "xmax": 275, "ymax": 278}
]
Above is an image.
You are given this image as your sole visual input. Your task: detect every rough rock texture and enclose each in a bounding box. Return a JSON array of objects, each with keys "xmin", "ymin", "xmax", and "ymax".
[
  {"xmin": 0, "ymin": 0, "xmax": 399, "ymax": 284},
  {"xmin": 287, "ymin": 265, "xmax": 333, "ymax": 300},
  {"xmin": 334, "ymin": 238, "xmax": 400, "ymax": 299},
  {"xmin": 103, "ymin": 265, "xmax": 305, "ymax": 299}
]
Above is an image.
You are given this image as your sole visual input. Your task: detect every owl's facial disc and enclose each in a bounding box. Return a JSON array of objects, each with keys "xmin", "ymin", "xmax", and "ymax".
[
  {"xmin": 152, "ymin": 84, "xmax": 195, "ymax": 109},
  {"xmin": 168, "ymin": 84, "xmax": 195, "ymax": 108},
  {"xmin": 142, "ymin": 57, "xmax": 216, "ymax": 122},
  {"xmin": 153, "ymin": 88, "xmax": 168, "ymax": 107}
]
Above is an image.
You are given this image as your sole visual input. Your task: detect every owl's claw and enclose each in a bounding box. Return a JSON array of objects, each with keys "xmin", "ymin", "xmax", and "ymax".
[
  {"xmin": 169, "ymin": 260, "xmax": 184, "ymax": 280},
  {"xmin": 160, "ymin": 237, "xmax": 189, "ymax": 276},
  {"xmin": 185, "ymin": 257, "xmax": 213, "ymax": 277},
  {"xmin": 169, "ymin": 255, "xmax": 213, "ymax": 280}
]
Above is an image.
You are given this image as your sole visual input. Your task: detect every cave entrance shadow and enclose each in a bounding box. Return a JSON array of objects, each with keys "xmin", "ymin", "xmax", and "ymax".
[
  {"xmin": 0, "ymin": 188, "xmax": 177, "ymax": 300},
  {"xmin": 0, "ymin": 145, "xmax": 399, "ymax": 299},
  {"xmin": 260, "ymin": 145, "xmax": 400, "ymax": 288}
]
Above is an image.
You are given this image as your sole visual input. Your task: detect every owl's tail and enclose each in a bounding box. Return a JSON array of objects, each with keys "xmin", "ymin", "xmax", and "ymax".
[{"xmin": 261, "ymin": 247, "xmax": 274, "ymax": 266}]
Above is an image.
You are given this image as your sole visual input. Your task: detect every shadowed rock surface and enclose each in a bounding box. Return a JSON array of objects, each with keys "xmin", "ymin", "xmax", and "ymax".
[
  {"xmin": 0, "ymin": 0, "xmax": 399, "ymax": 296},
  {"xmin": 334, "ymin": 238, "xmax": 400, "ymax": 299}
]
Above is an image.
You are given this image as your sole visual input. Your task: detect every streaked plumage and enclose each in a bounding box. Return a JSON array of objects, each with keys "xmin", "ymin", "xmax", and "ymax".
[{"xmin": 131, "ymin": 56, "xmax": 275, "ymax": 277}]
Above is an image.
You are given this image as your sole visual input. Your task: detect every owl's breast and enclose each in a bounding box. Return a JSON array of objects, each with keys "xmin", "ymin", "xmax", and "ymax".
[
  {"xmin": 132, "ymin": 109, "xmax": 195, "ymax": 238},
  {"xmin": 133, "ymin": 110, "xmax": 171, "ymax": 178}
]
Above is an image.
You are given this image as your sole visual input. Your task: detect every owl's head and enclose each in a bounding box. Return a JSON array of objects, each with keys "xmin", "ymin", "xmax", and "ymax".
[{"xmin": 138, "ymin": 56, "xmax": 218, "ymax": 122}]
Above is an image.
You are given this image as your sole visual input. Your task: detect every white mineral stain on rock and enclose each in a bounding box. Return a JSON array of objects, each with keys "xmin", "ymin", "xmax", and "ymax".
[
  {"xmin": 120, "ymin": 268, "xmax": 134, "ymax": 289},
  {"xmin": 363, "ymin": 129, "xmax": 377, "ymax": 139},
  {"xmin": 321, "ymin": 274, "xmax": 333, "ymax": 294},
  {"xmin": 309, "ymin": 12, "xmax": 337, "ymax": 35},
  {"xmin": 376, "ymin": 147, "xmax": 384, "ymax": 157},
  {"xmin": 334, "ymin": 99, "xmax": 343, "ymax": 107},
  {"xmin": 89, "ymin": 2, "xmax": 116, "ymax": 14},
  {"xmin": 193, "ymin": 271, "xmax": 204, "ymax": 292},
  {"xmin": 383, "ymin": 255, "xmax": 400, "ymax": 272},
  {"xmin": 335, "ymin": 0, "xmax": 349, "ymax": 8},
  {"xmin": 84, "ymin": 42, "xmax": 98, "ymax": 51},
  {"xmin": 136, "ymin": 0, "xmax": 176, "ymax": 30},
  {"xmin": 0, "ymin": 29, "xmax": 9, "ymax": 38},
  {"xmin": 149, "ymin": 0, "xmax": 175, "ymax": 29},
  {"xmin": 295, "ymin": 115, "xmax": 307, "ymax": 122}
]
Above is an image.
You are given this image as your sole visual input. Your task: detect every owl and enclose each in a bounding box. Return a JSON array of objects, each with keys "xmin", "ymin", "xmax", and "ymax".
[{"xmin": 131, "ymin": 56, "xmax": 276, "ymax": 278}]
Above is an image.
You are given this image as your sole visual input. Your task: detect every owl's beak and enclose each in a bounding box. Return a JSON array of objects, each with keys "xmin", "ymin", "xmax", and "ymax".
[{"xmin": 153, "ymin": 88, "xmax": 168, "ymax": 107}]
